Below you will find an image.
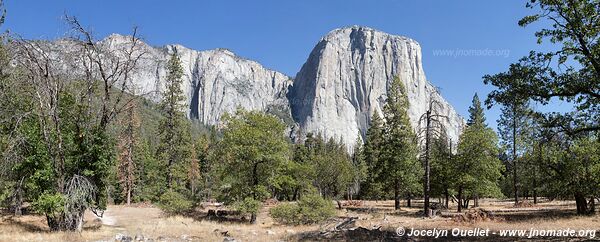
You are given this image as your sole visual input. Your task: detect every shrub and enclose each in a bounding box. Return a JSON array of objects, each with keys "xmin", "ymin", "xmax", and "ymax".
[
  {"xmin": 270, "ymin": 202, "xmax": 300, "ymax": 223},
  {"xmin": 234, "ymin": 197, "xmax": 261, "ymax": 216},
  {"xmin": 270, "ymin": 194, "xmax": 335, "ymax": 225},
  {"xmin": 158, "ymin": 190, "xmax": 193, "ymax": 214}
]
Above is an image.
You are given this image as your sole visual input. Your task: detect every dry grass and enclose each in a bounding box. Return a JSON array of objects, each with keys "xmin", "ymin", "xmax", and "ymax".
[{"xmin": 1, "ymin": 199, "xmax": 599, "ymax": 241}]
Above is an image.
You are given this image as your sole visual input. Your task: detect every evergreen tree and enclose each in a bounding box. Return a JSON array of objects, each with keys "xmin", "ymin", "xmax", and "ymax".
[
  {"xmin": 381, "ymin": 76, "xmax": 422, "ymax": 210},
  {"xmin": 429, "ymin": 135, "xmax": 455, "ymax": 209},
  {"xmin": 467, "ymin": 94, "xmax": 486, "ymax": 126},
  {"xmin": 351, "ymin": 135, "xmax": 366, "ymax": 200},
  {"xmin": 360, "ymin": 112, "xmax": 386, "ymax": 199},
  {"xmin": 157, "ymin": 52, "xmax": 192, "ymax": 192},
  {"xmin": 455, "ymin": 94, "xmax": 504, "ymax": 212},
  {"xmin": 497, "ymin": 99, "xmax": 532, "ymax": 205}
]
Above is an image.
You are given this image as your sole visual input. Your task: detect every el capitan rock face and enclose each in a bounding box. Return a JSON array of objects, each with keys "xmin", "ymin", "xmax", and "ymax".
[
  {"xmin": 288, "ymin": 26, "xmax": 465, "ymax": 149},
  {"xmin": 45, "ymin": 26, "xmax": 464, "ymax": 150}
]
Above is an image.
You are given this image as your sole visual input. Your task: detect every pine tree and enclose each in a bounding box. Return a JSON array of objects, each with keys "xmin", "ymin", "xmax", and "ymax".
[
  {"xmin": 455, "ymin": 94, "xmax": 504, "ymax": 212},
  {"xmin": 157, "ymin": 52, "xmax": 192, "ymax": 191},
  {"xmin": 497, "ymin": 99, "xmax": 532, "ymax": 205},
  {"xmin": 467, "ymin": 93, "xmax": 486, "ymax": 126},
  {"xmin": 381, "ymin": 76, "xmax": 422, "ymax": 210},
  {"xmin": 360, "ymin": 112, "xmax": 385, "ymax": 199}
]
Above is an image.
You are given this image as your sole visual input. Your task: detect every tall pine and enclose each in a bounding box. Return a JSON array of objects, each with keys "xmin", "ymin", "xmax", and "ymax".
[
  {"xmin": 360, "ymin": 112, "xmax": 385, "ymax": 199},
  {"xmin": 455, "ymin": 93, "xmax": 504, "ymax": 211},
  {"xmin": 157, "ymin": 52, "xmax": 192, "ymax": 192},
  {"xmin": 381, "ymin": 76, "xmax": 421, "ymax": 210}
]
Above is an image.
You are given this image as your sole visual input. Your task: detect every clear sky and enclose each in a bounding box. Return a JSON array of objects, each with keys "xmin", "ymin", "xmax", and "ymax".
[{"xmin": 3, "ymin": 0, "xmax": 568, "ymax": 130}]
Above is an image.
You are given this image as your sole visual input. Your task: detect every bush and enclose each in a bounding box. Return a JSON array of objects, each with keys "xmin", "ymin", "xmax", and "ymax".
[
  {"xmin": 234, "ymin": 197, "xmax": 261, "ymax": 216},
  {"xmin": 158, "ymin": 190, "xmax": 193, "ymax": 214},
  {"xmin": 270, "ymin": 202, "xmax": 300, "ymax": 223},
  {"xmin": 270, "ymin": 194, "xmax": 335, "ymax": 225},
  {"xmin": 32, "ymin": 192, "xmax": 65, "ymax": 216}
]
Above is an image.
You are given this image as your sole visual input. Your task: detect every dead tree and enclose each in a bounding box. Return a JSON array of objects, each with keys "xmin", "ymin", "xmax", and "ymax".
[
  {"xmin": 13, "ymin": 15, "xmax": 147, "ymax": 231},
  {"xmin": 118, "ymin": 101, "xmax": 140, "ymax": 205},
  {"xmin": 417, "ymin": 89, "xmax": 449, "ymax": 217}
]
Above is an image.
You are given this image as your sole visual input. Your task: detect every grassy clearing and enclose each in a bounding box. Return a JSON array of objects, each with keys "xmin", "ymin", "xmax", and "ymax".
[{"xmin": 1, "ymin": 199, "xmax": 598, "ymax": 241}]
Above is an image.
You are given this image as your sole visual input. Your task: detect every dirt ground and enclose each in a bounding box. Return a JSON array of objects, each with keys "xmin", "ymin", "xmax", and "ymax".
[{"xmin": 1, "ymin": 199, "xmax": 599, "ymax": 241}]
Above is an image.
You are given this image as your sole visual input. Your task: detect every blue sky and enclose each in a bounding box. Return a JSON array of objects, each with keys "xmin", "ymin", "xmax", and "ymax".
[{"xmin": 3, "ymin": 0, "xmax": 567, "ymax": 130}]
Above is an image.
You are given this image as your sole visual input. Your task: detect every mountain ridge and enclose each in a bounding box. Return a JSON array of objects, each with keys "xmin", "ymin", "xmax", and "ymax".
[{"xmin": 45, "ymin": 26, "xmax": 465, "ymax": 149}]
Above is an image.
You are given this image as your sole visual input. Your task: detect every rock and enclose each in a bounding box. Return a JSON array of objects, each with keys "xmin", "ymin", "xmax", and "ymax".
[
  {"xmin": 32, "ymin": 34, "xmax": 294, "ymax": 131},
  {"xmin": 289, "ymin": 26, "xmax": 464, "ymax": 150},
  {"xmin": 115, "ymin": 233, "xmax": 132, "ymax": 242},
  {"xmin": 134, "ymin": 233, "xmax": 145, "ymax": 241},
  {"xmin": 266, "ymin": 230, "xmax": 276, "ymax": 235},
  {"xmin": 223, "ymin": 237, "xmax": 238, "ymax": 242},
  {"xmin": 32, "ymin": 26, "xmax": 464, "ymax": 150}
]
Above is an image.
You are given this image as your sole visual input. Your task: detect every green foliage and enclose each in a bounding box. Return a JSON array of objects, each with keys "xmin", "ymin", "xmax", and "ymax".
[
  {"xmin": 269, "ymin": 203, "xmax": 299, "ymax": 224},
  {"xmin": 32, "ymin": 192, "xmax": 65, "ymax": 216},
  {"xmin": 359, "ymin": 112, "xmax": 387, "ymax": 199},
  {"xmin": 381, "ymin": 77, "xmax": 422, "ymax": 204},
  {"xmin": 270, "ymin": 193, "xmax": 335, "ymax": 225},
  {"xmin": 485, "ymin": 0, "xmax": 599, "ymax": 135},
  {"xmin": 456, "ymin": 124, "xmax": 504, "ymax": 198},
  {"xmin": 359, "ymin": 77, "xmax": 423, "ymax": 206},
  {"xmin": 157, "ymin": 52, "xmax": 193, "ymax": 192},
  {"xmin": 158, "ymin": 190, "xmax": 193, "ymax": 214},
  {"xmin": 215, "ymin": 109, "xmax": 289, "ymax": 221},
  {"xmin": 291, "ymin": 133, "xmax": 356, "ymax": 199},
  {"xmin": 467, "ymin": 94, "xmax": 486, "ymax": 126},
  {"xmin": 429, "ymin": 136, "xmax": 455, "ymax": 198},
  {"xmin": 234, "ymin": 197, "xmax": 261, "ymax": 216}
]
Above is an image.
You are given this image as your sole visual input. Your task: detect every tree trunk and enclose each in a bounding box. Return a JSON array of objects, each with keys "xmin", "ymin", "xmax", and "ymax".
[
  {"xmin": 250, "ymin": 213, "xmax": 257, "ymax": 224},
  {"xmin": 423, "ymin": 110, "xmax": 431, "ymax": 217},
  {"xmin": 444, "ymin": 189, "xmax": 449, "ymax": 209},
  {"xmin": 13, "ymin": 178, "xmax": 23, "ymax": 216},
  {"xmin": 394, "ymin": 181, "xmax": 400, "ymax": 210},
  {"xmin": 575, "ymin": 193, "xmax": 588, "ymax": 215},
  {"xmin": 126, "ymin": 188, "xmax": 131, "ymax": 205},
  {"xmin": 75, "ymin": 210, "xmax": 84, "ymax": 232},
  {"xmin": 336, "ymin": 200, "xmax": 343, "ymax": 210},
  {"xmin": 512, "ymin": 108, "xmax": 518, "ymax": 205},
  {"xmin": 406, "ymin": 194, "xmax": 412, "ymax": 208},
  {"xmin": 457, "ymin": 187, "xmax": 462, "ymax": 212}
]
